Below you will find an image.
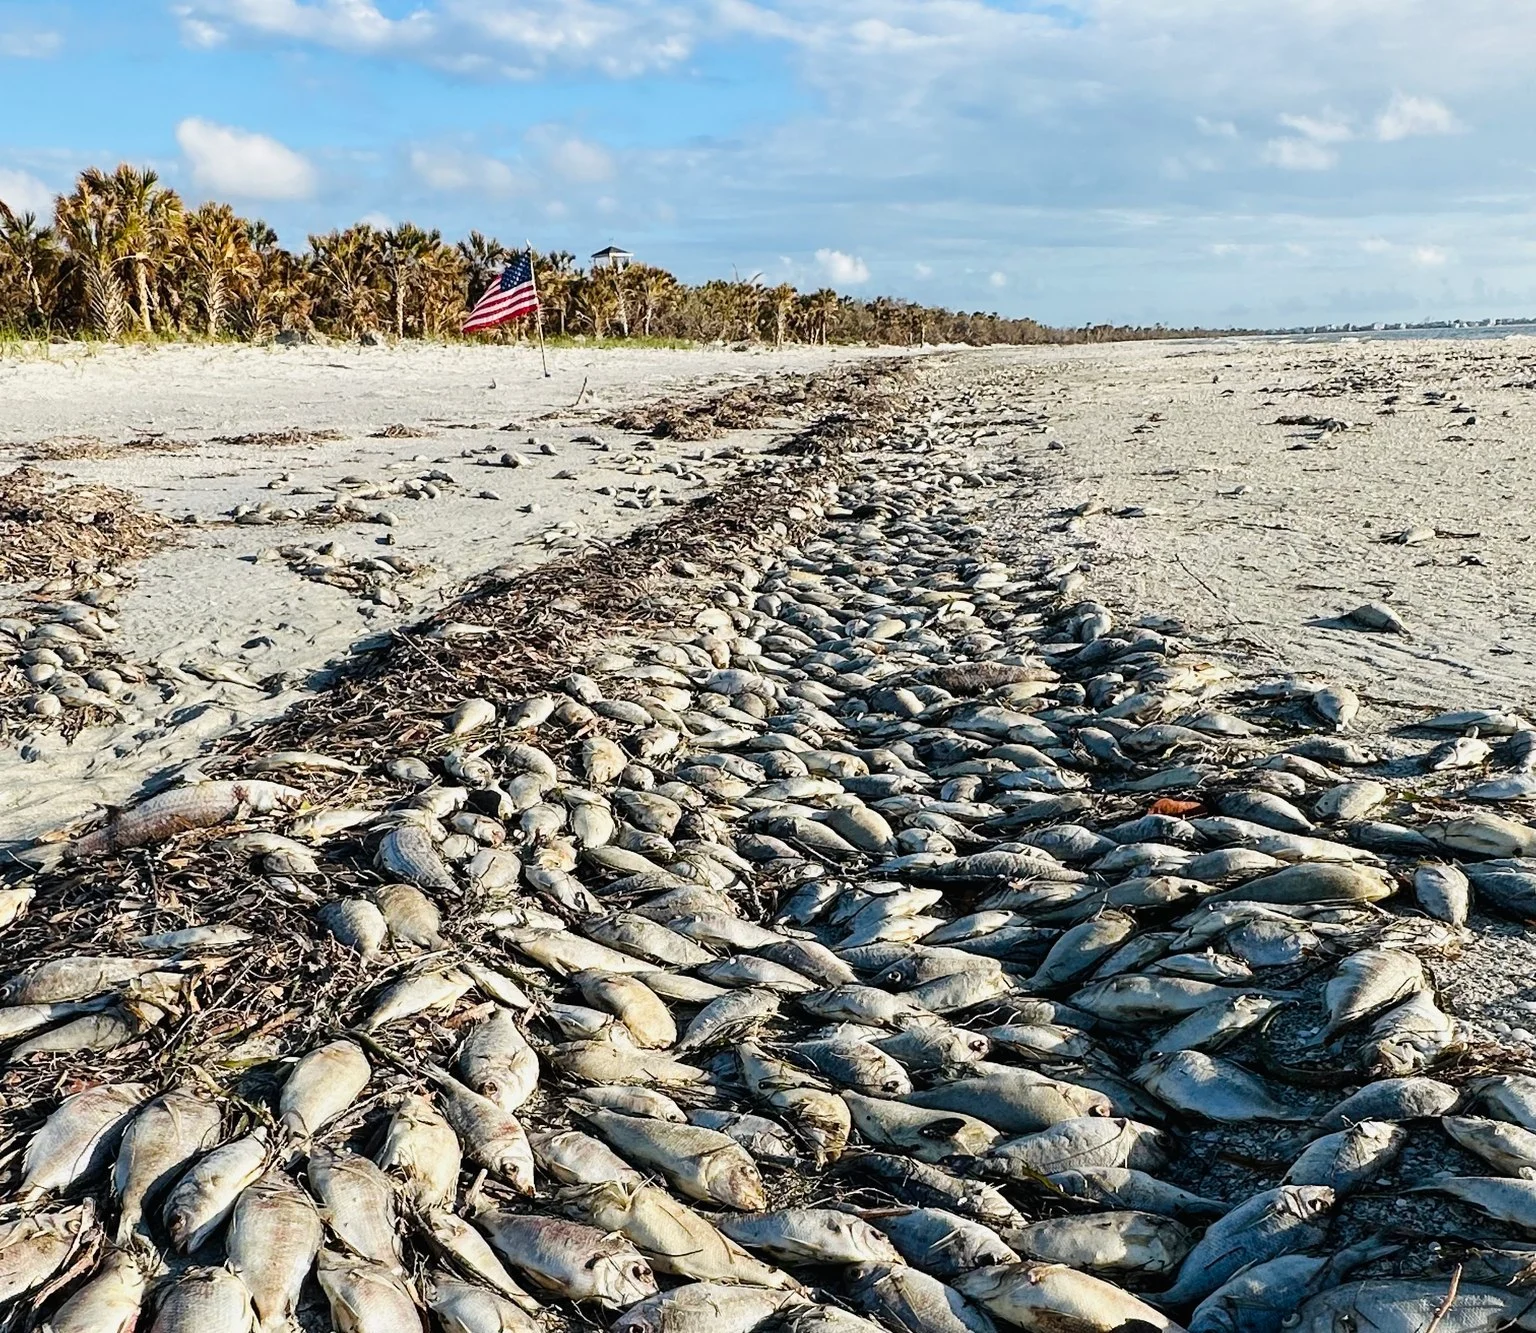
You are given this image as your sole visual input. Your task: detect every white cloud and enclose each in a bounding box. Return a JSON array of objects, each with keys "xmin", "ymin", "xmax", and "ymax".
[
  {"xmin": 988, "ymin": 271, "xmax": 1008, "ymax": 288},
  {"xmin": 407, "ymin": 147, "xmax": 521, "ymax": 194},
  {"xmin": 1263, "ymin": 137, "xmax": 1338, "ymax": 171},
  {"xmin": 0, "ymin": 29, "xmax": 61, "ymax": 57},
  {"xmin": 176, "ymin": 0, "xmax": 697, "ymax": 76},
  {"xmin": 0, "ymin": 167, "xmax": 54, "ymax": 217},
  {"xmin": 1376, "ymin": 93, "xmax": 1459, "ymax": 141},
  {"xmin": 1195, "ymin": 116, "xmax": 1238, "ymax": 139},
  {"xmin": 528, "ymin": 131, "xmax": 614, "ymax": 183},
  {"xmin": 815, "ymin": 248, "xmax": 869, "ymax": 284},
  {"xmin": 914, "ymin": 262, "xmax": 933, "ymax": 278},
  {"xmin": 359, "ymin": 210, "xmax": 393, "ymax": 230},
  {"xmin": 176, "ymin": 118, "xmax": 316, "ymax": 199},
  {"xmin": 1278, "ymin": 112, "xmax": 1352, "ymax": 143},
  {"xmin": 1413, "ymin": 244, "xmax": 1448, "ymax": 266}
]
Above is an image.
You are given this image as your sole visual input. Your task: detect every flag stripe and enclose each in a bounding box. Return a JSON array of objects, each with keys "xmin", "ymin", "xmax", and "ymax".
[{"xmin": 462, "ymin": 255, "xmax": 540, "ymax": 333}]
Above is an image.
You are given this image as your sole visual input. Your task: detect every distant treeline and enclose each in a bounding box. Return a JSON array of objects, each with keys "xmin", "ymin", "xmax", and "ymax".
[{"xmin": 1, "ymin": 165, "xmax": 1232, "ymax": 347}]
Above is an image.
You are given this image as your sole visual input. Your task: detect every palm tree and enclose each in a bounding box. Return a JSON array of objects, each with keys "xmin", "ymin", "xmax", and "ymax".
[
  {"xmin": 54, "ymin": 170, "xmax": 131, "ymax": 338},
  {"xmin": 308, "ymin": 225, "xmax": 384, "ymax": 336},
  {"xmin": 0, "ymin": 203, "xmax": 61, "ymax": 329},
  {"xmin": 383, "ymin": 223, "xmax": 440, "ymax": 338},
  {"xmin": 104, "ymin": 165, "xmax": 182, "ymax": 334},
  {"xmin": 457, "ymin": 230, "xmax": 508, "ymax": 306},
  {"xmin": 631, "ymin": 264, "xmax": 677, "ymax": 338},
  {"xmin": 765, "ymin": 283, "xmax": 796, "ymax": 349},
  {"xmin": 179, "ymin": 201, "xmax": 257, "ymax": 337},
  {"xmin": 533, "ymin": 249, "xmax": 577, "ymax": 335}
]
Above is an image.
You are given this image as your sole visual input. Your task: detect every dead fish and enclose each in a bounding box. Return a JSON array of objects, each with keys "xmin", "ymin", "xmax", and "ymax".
[
  {"xmin": 456, "ymin": 1007, "xmax": 540, "ymax": 1111},
  {"xmin": 579, "ymin": 1107, "xmax": 767, "ymax": 1210},
  {"xmin": 227, "ymin": 1168, "xmax": 324, "ymax": 1331},
  {"xmin": 375, "ymin": 823, "xmax": 456, "ymax": 893},
  {"xmin": 316, "ymin": 1248, "xmax": 425, "ymax": 1332},
  {"xmin": 1441, "ymin": 1115, "xmax": 1536, "ymax": 1178},
  {"xmin": 1410, "ymin": 1175, "xmax": 1536, "ymax": 1230},
  {"xmin": 1413, "ymin": 862, "xmax": 1469, "ymax": 927},
  {"xmin": 842, "ymin": 1091, "xmax": 1000, "ymax": 1163},
  {"xmin": 953, "ymin": 1262, "xmax": 1180, "ymax": 1332},
  {"xmin": 113, "ymin": 1089, "xmax": 223, "ymax": 1244},
  {"xmin": 849, "ymin": 1261, "xmax": 996, "ymax": 1333},
  {"xmin": 1316, "ymin": 1076, "xmax": 1460, "ymax": 1133},
  {"xmin": 1282, "ymin": 1120, "xmax": 1407, "ymax": 1194},
  {"xmin": 1157, "ymin": 1185, "xmax": 1334, "ymax": 1307},
  {"xmin": 133, "ymin": 923, "xmax": 253, "ymax": 953},
  {"xmin": 561, "ymin": 1178, "xmax": 794, "ymax": 1287},
  {"xmin": 427, "ymin": 1066, "xmax": 535, "ymax": 1193},
  {"xmin": 0, "ymin": 1202, "xmax": 95, "ymax": 1306},
  {"xmin": 739, "ymin": 1044, "xmax": 851, "ymax": 1165},
  {"xmin": 1310, "ymin": 685, "xmax": 1359, "ymax": 731},
  {"xmin": 1006, "ymin": 1209, "xmax": 1193, "ymax": 1277},
  {"xmin": 307, "ymin": 1149, "xmax": 402, "ymax": 1271},
  {"xmin": 376, "ymin": 1093, "xmax": 462, "ymax": 1209},
  {"xmin": 1343, "ymin": 602, "xmax": 1409, "ymax": 635},
  {"xmin": 855, "ymin": 1207, "xmax": 1020, "ymax": 1280},
  {"xmin": 1, "ymin": 954, "xmax": 168, "ymax": 1005},
  {"xmin": 427, "ymin": 1277, "xmax": 540, "ymax": 1333},
  {"xmin": 476, "ymin": 1211, "xmax": 657, "ymax": 1307},
  {"xmin": 358, "ymin": 967, "xmax": 472, "ymax": 1032},
  {"xmin": 1313, "ymin": 779, "xmax": 1387, "ymax": 823},
  {"xmin": 1356, "ymin": 990, "xmax": 1459, "ymax": 1077},
  {"xmin": 148, "ymin": 1265, "xmax": 258, "ymax": 1332},
  {"xmin": 610, "ymin": 1281, "xmax": 799, "ymax": 1333},
  {"xmin": 906, "ymin": 1069, "xmax": 1110, "ymax": 1135},
  {"xmin": 68, "ymin": 780, "xmax": 304, "ymax": 858},
  {"xmin": 676, "ymin": 988, "xmax": 781, "ymax": 1053},
  {"xmin": 1043, "ymin": 1167, "xmax": 1229, "ymax": 1221},
  {"xmin": 422, "ymin": 1210, "xmax": 540, "ymax": 1309},
  {"xmin": 1291, "ymin": 1278, "xmax": 1536, "ymax": 1333},
  {"xmin": 164, "ymin": 1130, "xmax": 270, "ymax": 1252},
  {"xmin": 446, "ymin": 697, "xmax": 497, "ymax": 736},
  {"xmin": 981, "ymin": 1117, "xmax": 1166, "ymax": 1179},
  {"xmin": 42, "ymin": 1249, "xmax": 147, "ymax": 1333},
  {"xmin": 319, "ymin": 898, "xmax": 390, "ymax": 958},
  {"xmin": 1426, "ymin": 732, "xmax": 1492, "ymax": 772},
  {"xmin": 1133, "ymin": 1051, "xmax": 1309, "ymax": 1123},
  {"xmin": 573, "ymin": 970, "xmax": 678, "ymax": 1048},
  {"xmin": 373, "ymin": 882, "xmax": 447, "ymax": 950},
  {"xmin": 279, "ymin": 1038, "xmax": 371, "ymax": 1138},
  {"xmin": 20, "ymin": 1081, "xmax": 147, "ymax": 1198},
  {"xmin": 719, "ymin": 1207, "xmax": 903, "ymax": 1266}
]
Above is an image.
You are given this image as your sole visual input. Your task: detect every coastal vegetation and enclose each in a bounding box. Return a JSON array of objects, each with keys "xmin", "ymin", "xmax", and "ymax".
[{"xmin": 1, "ymin": 165, "xmax": 1217, "ymax": 346}]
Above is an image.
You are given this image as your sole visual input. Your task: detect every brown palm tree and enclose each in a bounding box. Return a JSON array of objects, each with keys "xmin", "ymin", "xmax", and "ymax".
[
  {"xmin": 0, "ymin": 203, "xmax": 61, "ymax": 329},
  {"xmin": 631, "ymin": 263, "xmax": 677, "ymax": 337},
  {"xmin": 308, "ymin": 225, "xmax": 384, "ymax": 336},
  {"xmin": 179, "ymin": 201, "xmax": 258, "ymax": 337},
  {"xmin": 55, "ymin": 171, "xmax": 131, "ymax": 338},
  {"xmin": 103, "ymin": 165, "xmax": 182, "ymax": 334},
  {"xmin": 383, "ymin": 223, "xmax": 441, "ymax": 338},
  {"xmin": 457, "ymin": 230, "xmax": 508, "ymax": 307}
]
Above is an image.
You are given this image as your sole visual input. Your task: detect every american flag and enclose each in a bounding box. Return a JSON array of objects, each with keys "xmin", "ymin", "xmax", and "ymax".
[{"xmin": 462, "ymin": 254, "xmax": 539, "ymax": 333}]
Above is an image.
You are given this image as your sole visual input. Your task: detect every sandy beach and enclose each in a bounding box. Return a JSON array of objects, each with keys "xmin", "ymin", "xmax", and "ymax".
[
  {"xmin": 0, "ymin": 340, "xmax": 882, "ymax": 839},
  {"xmin": 6, "ymin": 333, "xmax": 1536, "ymax": 1325},
  {"xmin": 5, "ymin": 334, "xmax": 1534, "ymax": 845}
]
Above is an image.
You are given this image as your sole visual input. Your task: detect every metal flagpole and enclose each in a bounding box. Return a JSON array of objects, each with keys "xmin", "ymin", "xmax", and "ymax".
[{"xmin": 526, "ymin": 240, "xmax": 551, "ymax": 378}]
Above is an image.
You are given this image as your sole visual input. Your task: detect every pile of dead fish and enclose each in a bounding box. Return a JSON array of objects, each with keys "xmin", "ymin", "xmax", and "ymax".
[
  {"xmin": 8, "ymin": 450, "xmax": 1536, "ymax": 1332},
  {"xmin": 0, "ymin": 572, "xmax": 141, "ymax": 727}
]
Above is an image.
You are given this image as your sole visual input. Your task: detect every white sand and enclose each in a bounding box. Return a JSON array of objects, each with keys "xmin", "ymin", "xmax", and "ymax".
[
  {"xmin": 0, "ymin": 340, "xmax": 879, "ymax": 840},
  {"xmin": 966, "ymin": 336, "xmax": 1536, "ymax": 720}
]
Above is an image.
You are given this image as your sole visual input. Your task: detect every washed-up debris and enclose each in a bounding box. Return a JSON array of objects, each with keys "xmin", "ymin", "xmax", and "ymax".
[{"xmin": 3, "ymin": 356, "xmax": 1536, "ymax": 1330}]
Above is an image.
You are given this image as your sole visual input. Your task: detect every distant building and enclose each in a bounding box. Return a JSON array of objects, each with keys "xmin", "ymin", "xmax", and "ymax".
[{"xmin": 591, "ymin": 245, "xmax": 633, "ymax": 271}]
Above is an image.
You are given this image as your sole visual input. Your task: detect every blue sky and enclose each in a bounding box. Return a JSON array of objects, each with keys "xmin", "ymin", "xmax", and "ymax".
[{"xmin": 4, "ymin": 0, "xmax": 1535, "ymax": 327}]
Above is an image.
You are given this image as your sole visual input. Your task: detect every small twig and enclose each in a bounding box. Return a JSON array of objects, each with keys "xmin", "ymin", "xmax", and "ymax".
[{"xmin": 1423, "ymin": 1265, "xmax": 1461, "ymax": 1333}]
